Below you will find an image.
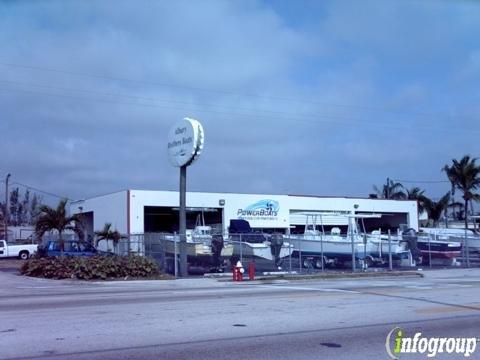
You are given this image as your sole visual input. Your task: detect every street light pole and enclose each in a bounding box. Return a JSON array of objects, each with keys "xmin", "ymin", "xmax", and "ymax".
[{"xmin": 4, "ymin": 173, "xmax": 11, "ymax": 242}]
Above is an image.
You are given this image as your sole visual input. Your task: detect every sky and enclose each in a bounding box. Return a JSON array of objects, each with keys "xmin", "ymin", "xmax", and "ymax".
[{"xmin": 0, "ymin": 0, "xmax": 479, "ymax": 204}]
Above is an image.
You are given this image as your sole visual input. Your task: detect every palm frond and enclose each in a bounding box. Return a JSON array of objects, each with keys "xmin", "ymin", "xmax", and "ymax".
[
  {"xmin": 34, "ymin": 199, "xmax": 83, "ymax": 242},
  {"xmin": 423, "ymin": 192, "xmax": 450, "ymax": 226}
]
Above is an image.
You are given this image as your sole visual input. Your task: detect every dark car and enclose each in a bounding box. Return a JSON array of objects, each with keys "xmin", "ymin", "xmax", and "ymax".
[{"xmin": 45, "ymin": 240, "xmax": 98, "ymax": 257}]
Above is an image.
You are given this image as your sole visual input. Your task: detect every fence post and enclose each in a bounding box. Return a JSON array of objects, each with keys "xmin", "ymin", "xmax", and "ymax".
[
  {"xmin": 239, "ymin": 234, "xmax": 243, "ymax": 265},
  {"xmin": 321, "ymin": 231, "xmax": 325, "ymax": 272},
  {"xmin": 429, "ymin": 233, "xmax": 433, "ymax": 268},
  {"xmin": 464, "ymin": 227, "xmax": 470, "ymax": 268},
  {"xmin": 160, "ymin": 233, "xmax": 165, "ymax": 273},
  {"xmin": 388, "ymin": 230, "xmax": 393, "ymax": 271},
  {"xmin": 174, "ymin": 231, "xmax": 178, "ymax": 278},
  {"xmin": 299, "ymin": 234, "xmax": 302, "ymax": 274},
  {"xmin": 286, "ymin": 228, "xmax": 292, "ymax": 274},
  {"xmin": 350, "ymin": 218, "xmax": 356, "ymax": 272}
]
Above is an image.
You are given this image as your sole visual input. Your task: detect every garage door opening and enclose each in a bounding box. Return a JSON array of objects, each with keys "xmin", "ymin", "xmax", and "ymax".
[
  {"xmin": 144, "ymin": 206, "xmax": 223, "ymax": 233},
  {"xmin": 356, "ymin": 212, "xmax": 408, "ymax": 233}
]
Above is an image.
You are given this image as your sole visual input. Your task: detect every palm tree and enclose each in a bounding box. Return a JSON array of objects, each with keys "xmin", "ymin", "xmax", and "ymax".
[
  {"xmin": 442, "ymin": 155, "xmax": 480, "ymax": 231},
  {"xmin": 35, "ymin": 199, "xmax": 83, "ymax": 252},
  {"xmin": 373, "ymin": 180, "xmax": 406, "ymax": 200},
  {"xmin": 405, "ymin": 187, "xmax": 427, "ymax": 214},
  {"xmin": 422, "ymin": 193, "xmax": 451, "ymax": 227},
  {"xmin": 95, "ymin": 223, "xmax": 123, "ymax": 253},
  {"xmin": 447, "ymin": 201, "xmax": 464, "ymax": 221}
]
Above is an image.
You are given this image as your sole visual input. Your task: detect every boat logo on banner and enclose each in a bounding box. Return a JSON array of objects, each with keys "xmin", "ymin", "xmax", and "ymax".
[{"xmin": 237, "ymin": 199, "xmax": 279, "ymax": 221}]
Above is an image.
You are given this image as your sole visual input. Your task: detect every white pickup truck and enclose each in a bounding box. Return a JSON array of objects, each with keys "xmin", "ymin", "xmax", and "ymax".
[{"xmin": 0, "ymin": 240, "xmax": 37, "ymax": 260}]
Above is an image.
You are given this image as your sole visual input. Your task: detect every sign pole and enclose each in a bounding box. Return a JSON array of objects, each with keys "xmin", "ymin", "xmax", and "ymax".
[
  {"xmin": 167, "ymin": 117, "xmax": 204, "ymax": 278},
  {"xmin": 179, "ymin": 165, "xmax": 187, "ymax": 277}
]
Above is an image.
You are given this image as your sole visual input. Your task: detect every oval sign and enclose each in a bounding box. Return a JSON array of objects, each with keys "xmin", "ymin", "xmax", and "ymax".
[
  {"xmin": 167, "ymin": 118, "xmax": 204, "ymax": 167},
  {"xmin": 189, "ymin": 118, "xmax": 204, "ymax": 165}
]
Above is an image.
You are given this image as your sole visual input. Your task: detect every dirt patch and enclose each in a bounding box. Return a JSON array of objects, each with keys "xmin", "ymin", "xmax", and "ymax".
[
  {"xmin": 0, "ymin": 259, "xmax": 25, "ymax": 272},
  {"xmin": 0, "ymin": 259, "xmax": 25, "ymax": 270}
]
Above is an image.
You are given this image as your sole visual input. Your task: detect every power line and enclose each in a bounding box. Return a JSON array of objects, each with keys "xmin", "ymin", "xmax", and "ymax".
[
  {"xmin": 3, "ymin": 79, "xmax": 478, "ymax": 127},
  {"xmin": 1, "ymin": 60, "xmax": 478, "ymax": 122},
  {"xmin": 0, "ymin": 78, "xmax": 352, "ymax": 119},
  {"xmin": 393, "ymin": 179, "xmax": 450, "ymax": 184},
  {"xmin": 1, "ymin": 86, "xmax": 480, "ymax": 135},
  {"xmin": 11, "ymin": 181, "xmax": 71, "ymax": 200}
]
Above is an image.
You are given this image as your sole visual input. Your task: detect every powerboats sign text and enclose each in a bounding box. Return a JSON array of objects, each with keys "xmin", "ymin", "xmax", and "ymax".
[{"xmin": 237, "ymin": 199, "xmax": 280, "ymax": 221}]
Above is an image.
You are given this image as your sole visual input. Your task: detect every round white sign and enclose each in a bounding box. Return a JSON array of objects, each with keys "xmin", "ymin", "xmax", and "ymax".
[
  {"xmin": 167, "ymin": 118, "xmax": 204, "ymax": 167},
  {"xmin": 189, "ymin": 118, "xmax": 204, "ymax": 165}
]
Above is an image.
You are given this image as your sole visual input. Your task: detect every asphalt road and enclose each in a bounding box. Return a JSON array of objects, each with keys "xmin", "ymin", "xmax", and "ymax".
[{"xmin": 0, "ymin": 268, "xmax": 479, "ymax": 359}]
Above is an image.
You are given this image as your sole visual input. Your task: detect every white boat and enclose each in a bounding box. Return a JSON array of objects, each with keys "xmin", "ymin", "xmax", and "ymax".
[
  {"xmin": 164, "ymin": 227, "xmax": 234, "ymax": 257},
  {"xmin": 287, "ymin": 213, "xmax": 380, "ymax": 268},
  {"xmin": 228, "ymin": 220, "xmax": 292, "ymax": 265},
  {"xmin": 164, "ymin": 207, "xmax": 235, "ymax": 262},
  {"xmin": 367, "ymin": 230, "xmax": 420, "ymax": 265},
  {"xmin": 164, "ymin": 229, "xmax": 211, "ymax": 257},
  {"xmin": 419, "ymin": 227, "xmax": 480, "ymax": 253},
  {"xmin": 231, "ymin": 238, "xmax": 292, "ymax": 261},
  {"xmin": 370, "ymin": 228, "xmax": 461, "ymax": 266}
]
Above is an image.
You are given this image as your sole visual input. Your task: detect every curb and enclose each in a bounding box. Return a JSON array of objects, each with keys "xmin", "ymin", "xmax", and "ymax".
[{"xmin": 215, "ymin": 271, "xmax": 424, "ymax": 282}]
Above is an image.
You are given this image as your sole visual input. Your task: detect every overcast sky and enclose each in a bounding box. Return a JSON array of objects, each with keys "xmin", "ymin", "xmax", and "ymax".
[{"xmin": 1, "ymin": 0, "xmax": 479, "ymax": 203}]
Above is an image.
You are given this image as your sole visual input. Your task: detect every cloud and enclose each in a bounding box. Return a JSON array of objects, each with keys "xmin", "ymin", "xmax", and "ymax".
[{"xmin": 0, "ymin": 0, "xmax": 479, "ymax": 203}]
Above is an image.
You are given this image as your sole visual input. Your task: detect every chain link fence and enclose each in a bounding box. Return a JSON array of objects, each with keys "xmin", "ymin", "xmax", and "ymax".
[{"xmin": 38, "ymin": 230, "xmax": 480, "ymax": 275}]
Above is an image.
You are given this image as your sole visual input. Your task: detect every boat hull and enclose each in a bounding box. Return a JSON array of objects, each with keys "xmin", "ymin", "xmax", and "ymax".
[
  {"xmin": 288, "ymin": 236, "xmax": 370, "ymax": 261},
  {"xmin": 449, "ymin": 237, "xmax": 480, "ymax": 253},
  {"xmin": 164, "ymin": 240, "xmax": 212, "ymax": 257},
  {"xmin": 366, "ymin": 238, "xmax": 412, "ymax": 261},
  {"xmin": 231, "ymin": 242, "xmax": 292, "ymax": 261},
  {"xmin": 417, "ymin": 239, "xmax": 462, "ymax": 259}
]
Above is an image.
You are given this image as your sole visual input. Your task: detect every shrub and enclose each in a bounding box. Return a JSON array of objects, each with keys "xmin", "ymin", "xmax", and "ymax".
[{"xmin": 20, "ymin": 255, "xmax": 160, "ymax": 280}]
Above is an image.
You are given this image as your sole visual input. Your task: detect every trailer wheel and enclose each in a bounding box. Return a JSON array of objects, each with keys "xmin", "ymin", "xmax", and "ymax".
[
  {"xmin": 365, "ymin": 256, "xmax": 374, "ymax": 268},
  {"xmin": 302, "ymin": 258, "xmax": 313, "ymax": 269},
  {"xmin": 19, "ymin": 251, "xmax": 29, "ymax": 260},
  {"xmin": 314, "ymin": 257, "xmax": 325, "ymax": 269}
]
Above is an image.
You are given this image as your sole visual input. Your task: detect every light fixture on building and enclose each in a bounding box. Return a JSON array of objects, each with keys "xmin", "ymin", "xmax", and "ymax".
[
  {"xmin": 354, "ymin": 204, "xmax": 359, "ymax": 209},
  {"xmin": 219, "ymin": 199, "xmax": 225, "ymax": 206}
]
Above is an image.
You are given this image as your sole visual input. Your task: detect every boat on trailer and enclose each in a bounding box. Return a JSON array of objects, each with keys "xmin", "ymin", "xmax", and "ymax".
[
  {"xmin": 402, "ymin": 228, "xmax": 462, "ymax": 265},
  {"xmin": 288, "ymin": 213, "xmax": 415, "ymax": 268},
  {"xmin": 228, "ymin": 219, "xmax": 291, "ymax": 267},
  {"xmin": 366, "ymin": 230, "xmax": 414, "ymax": 265},
  {"xmin": 419, "ymin": 227, "xmax": 480, "ymax": 254},
  {"xmin": 287, "ymin": 213, "xmax": 374, "ymax": 268},
  {"xmin": 163, "ymin": 214, "xmax": 234, "ymax": 271}
]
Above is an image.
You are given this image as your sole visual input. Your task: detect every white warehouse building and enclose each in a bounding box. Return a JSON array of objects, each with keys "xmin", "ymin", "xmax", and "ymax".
[{"xmin": 71, "ymin": 190, "xmax": 419, "ymax": 238}]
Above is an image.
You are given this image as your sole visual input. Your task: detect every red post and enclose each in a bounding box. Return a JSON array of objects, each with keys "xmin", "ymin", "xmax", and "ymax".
[
  {"xmin": 232, "ymin": 266, "xmax": 238, "ymax": 281},
  {"xmin": 248, "ymin": 261, "xmax": 255, "ymax": 280}
]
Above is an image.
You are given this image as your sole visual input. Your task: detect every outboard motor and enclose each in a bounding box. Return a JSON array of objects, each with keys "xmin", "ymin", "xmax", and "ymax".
[
  {"xmin": 270, "ymin": 233, "xmax": 284, "ymax": 268},
  {"xmin": 211, "ymin": 235, "xmax": 224, "ymax": 271},
  {"xmin": 401, "ymin": 228, "xmax": 422, "ymax": 263}
]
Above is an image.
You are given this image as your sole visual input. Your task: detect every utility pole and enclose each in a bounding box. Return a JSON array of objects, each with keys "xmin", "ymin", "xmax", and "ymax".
[{"xmin": 4, "ymin": 173, "xmax": 11, "ymax": 242}]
